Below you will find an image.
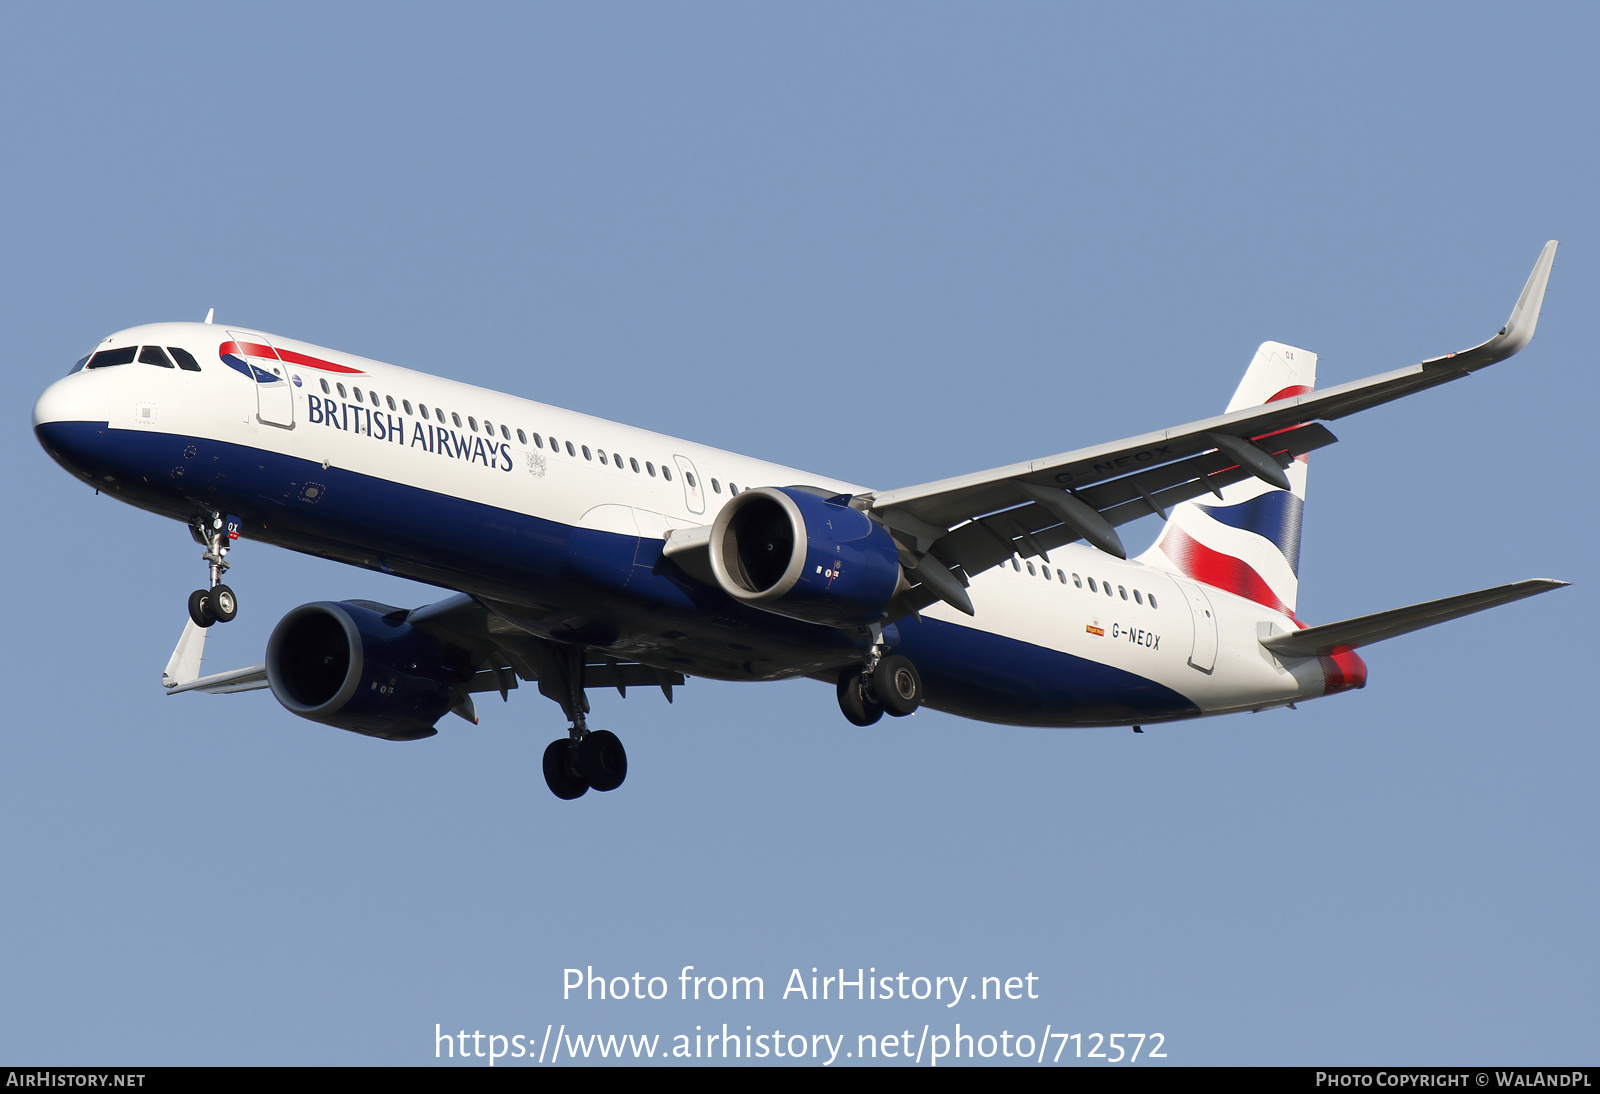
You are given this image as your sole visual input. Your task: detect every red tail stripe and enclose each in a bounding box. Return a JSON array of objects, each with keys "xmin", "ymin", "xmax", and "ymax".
[{"xmin": 1158, "ymin": 524, "xmax": 1290, "ymax": 615}]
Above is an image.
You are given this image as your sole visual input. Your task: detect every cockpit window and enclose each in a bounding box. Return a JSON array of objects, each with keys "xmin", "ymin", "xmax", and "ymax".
[
  {"xmin": 86, "ymin": 346, "xmax": 137, "ymax": 369},
  {"xmin": 139, "ymin": 346, "xmax": 175, "ymax": 368},
  {"xmin": 68, "ymin": 356, "xmax": 90, "ymax": 374},
  {"xmin": 168, "ymin": 347, "xmax": 202, "ymax": 372}
]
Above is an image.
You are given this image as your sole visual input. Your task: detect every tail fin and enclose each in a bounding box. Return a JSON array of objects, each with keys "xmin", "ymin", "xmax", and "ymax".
[{"xmin": 1138, "ymin": 341, "xmax": 1315, "ymax": 617}]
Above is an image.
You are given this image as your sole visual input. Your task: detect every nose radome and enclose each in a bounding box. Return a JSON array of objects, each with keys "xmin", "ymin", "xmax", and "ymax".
[{"xmin": 33, "ymin": 374, "xmax": 108, "ymax": 428}]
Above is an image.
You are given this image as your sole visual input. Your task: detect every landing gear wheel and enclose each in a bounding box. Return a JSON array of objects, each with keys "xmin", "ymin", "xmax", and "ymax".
[
  {"xmin": 210, "ymin": 584, "xmax": 238, "ymax": 623},
  {"xmin": 542, "ymin": 739, "xmax": 588, "ymax": 800},
  {"xmin": 873, "ymin": 655, "xmax": 922, "ymax": 717},
  {"xmin": 837, "ymin": 669, "xmax": 883, "ymax": 726},
  {"xmin": 577, "ymin": 730, "xmax": 628, "ymax": 792},
  {"xmin": 187, "ymin": 589, "xmax": 217, "ymax": 628}
]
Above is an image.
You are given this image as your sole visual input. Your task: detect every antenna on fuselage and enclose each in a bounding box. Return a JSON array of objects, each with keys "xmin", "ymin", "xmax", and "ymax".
[{"xmin": 204, "ymin": 308, "xmax": 214, "ymax": 324}]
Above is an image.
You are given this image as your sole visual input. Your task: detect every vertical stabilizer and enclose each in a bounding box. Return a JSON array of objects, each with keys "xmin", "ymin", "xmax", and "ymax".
[{"xmin": 1138, "ymin": 341, "xmax": 1314, "ymax": 617}]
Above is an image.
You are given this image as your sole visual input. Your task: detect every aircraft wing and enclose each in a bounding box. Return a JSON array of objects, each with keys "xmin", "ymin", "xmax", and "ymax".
[
  {"xmin": 864, "ymin": 241, "xmax": 1557, "ymax": 616},
  {"xmin": 1259, "ymin": 579, "xmax": 1568, "ymax": 658}
]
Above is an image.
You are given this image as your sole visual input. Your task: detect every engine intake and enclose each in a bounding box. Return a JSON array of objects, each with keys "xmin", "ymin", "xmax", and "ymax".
[
  {"xmin": 708, "ymin": 487, "xmax": 904, "ymax": 626},
  {"xmin": 265, "ymin": 601, "xmax": 468, "ymax": 741}
]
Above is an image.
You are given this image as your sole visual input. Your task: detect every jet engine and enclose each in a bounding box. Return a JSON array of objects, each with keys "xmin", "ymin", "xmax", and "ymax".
[
  {"xmin": 265, "ymin": 601, "xmax": 470, "ymax": 741},
  {"xmin": 707, "ymin": 487, "xmax": 904, "ymax": 627}
]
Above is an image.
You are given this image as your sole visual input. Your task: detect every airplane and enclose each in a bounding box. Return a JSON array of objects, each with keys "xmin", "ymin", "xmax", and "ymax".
[{"xmin": 32, "ymin": 243, "xmax": 1566, "ymax": 800}]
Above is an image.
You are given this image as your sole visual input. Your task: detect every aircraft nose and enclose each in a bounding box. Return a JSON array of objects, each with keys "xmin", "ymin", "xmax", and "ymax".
[
  {"xmin": 34, "ymin": 374, "xmax": 112, "ymax": 479},
  {"xmin": 33, "ymin": 374, "xmax": 108, "ymax": 429}
]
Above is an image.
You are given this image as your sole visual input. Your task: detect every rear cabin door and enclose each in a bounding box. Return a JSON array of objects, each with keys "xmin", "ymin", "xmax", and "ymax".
[{"xmin": 1173, "ymin": 576, "xmax": 1218, "ymax": 673}]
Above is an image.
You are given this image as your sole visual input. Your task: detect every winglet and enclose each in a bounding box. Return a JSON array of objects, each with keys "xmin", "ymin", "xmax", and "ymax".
[
  {"xmin": 162, "ymin": 618, "xmax": 208, "ymax": 689},
  {"xmin": 1497, "ymin": 240, "xmax": 1558, "ymax": 355},
  {"xmin": 1424, "ymin": 240, "xmax": 1557, "ymax": 372}
]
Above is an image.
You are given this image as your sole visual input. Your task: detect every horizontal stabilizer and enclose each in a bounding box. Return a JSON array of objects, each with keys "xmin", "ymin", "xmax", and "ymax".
[
  {"xmin": 165, "ymin": 662, "xmax": 269, "ymax": 695},
  {"xmin": 1261, "ymin": 579, "xmax": 1568, "ymax": 659}
]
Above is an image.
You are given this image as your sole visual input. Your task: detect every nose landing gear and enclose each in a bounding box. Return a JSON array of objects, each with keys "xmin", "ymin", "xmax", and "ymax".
[{"xmin": 186, "ymin": 512, "xmax": 241, "ymax": 628}]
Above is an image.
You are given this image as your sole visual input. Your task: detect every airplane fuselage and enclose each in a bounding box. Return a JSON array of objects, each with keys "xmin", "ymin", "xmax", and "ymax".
[{"xmin": 35, "ymin": 320, "xmax": 1351, "ymax": 731}]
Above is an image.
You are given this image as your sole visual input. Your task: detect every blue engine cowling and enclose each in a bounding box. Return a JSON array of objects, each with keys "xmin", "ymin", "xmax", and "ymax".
[
  {"xmin": 265, "ymin": 601, "xmax": 469, "ymax": 741},
  {"xmin": 708, "ymin": 487, "xmax": 905, "ymax": 626}
]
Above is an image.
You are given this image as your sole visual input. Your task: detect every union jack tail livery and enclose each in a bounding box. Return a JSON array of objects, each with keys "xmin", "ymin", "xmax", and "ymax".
[{"xmin": 1139, "ymin": 341, "xmax": 1315, "ymax": 619}]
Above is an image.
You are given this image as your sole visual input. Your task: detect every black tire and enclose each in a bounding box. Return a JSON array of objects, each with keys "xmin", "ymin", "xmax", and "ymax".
[
  {"xmin": 210, "ymin": 584, "xmax": 238, "ymax": 623},
  {"xmin": 187, "ymin": 589, "xmax": 217, "ymax": 628},
  {"xmin": 577, "ymin": 730, "xmax": 628, "ymax": 792},
  {"xmin": 542, "ymin": 739, "xmax": 588, "ymax": 800},
  {"xmin": 873, "ymin": 655, "xmax": 922, "ymax": 717},
  {"xmin": 836, "ymin": 669, "xmax": 883, "ymax": 726}
]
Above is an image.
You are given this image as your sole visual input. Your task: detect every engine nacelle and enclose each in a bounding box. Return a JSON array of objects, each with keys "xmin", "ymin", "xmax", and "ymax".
[
  {"xmin": 708, "ymin": 487, "xmax": 904, "ymax": 626},
  {"xmin": 265, "ymin": 601, "xmax": 469, "ymax": 741}
]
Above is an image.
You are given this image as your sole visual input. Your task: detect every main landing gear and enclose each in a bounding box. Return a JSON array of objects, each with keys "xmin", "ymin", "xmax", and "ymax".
[
  {"xmin": 836, "ymin": 652, "xmax": 923, "ymax": 726},
  {"xmin": 539, "ymin": 646, "xmax": 628, "ymax": 801},
  {"xmin": 186, "ymin": 512, "xmax": 239, "ymax": 629}
]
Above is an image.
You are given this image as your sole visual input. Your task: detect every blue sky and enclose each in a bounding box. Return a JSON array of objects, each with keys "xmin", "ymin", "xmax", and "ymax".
[{"xmin": 2, "ymin": 3, "xmax": 1594, "ymax": 1065}]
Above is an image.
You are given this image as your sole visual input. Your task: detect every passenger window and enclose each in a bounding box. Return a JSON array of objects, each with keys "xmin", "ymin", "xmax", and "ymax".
[
  {"xmin": 87, "ymin": 347, "xmax": 137, "ymax": 369},
  {"xmin": 338, "ymin": 384, "xmax": 348, "ymax": 399},
  {"xmin": 168, "ymin": 347, "xmax": 202, "ymax": 372},
  {"xmin": 1104, "ymin": 582, "xmax": 1114, "ymax": 597},
  {"xmin": 517, "ymin": 429, "xmax": 527, "ymax": 444},
  {"xmin": 534, "ymin": 434, "xmax": 544, "ymax": 449},
  {"xmin": 630, "ymin": 458, "xmax": 639, "ymax": 472},
  {"xmin": 729, "ymin": 483, "xmax": 738, "ymax": 494},
  {"xmin": 387, "ymin": 396, "xmax": 397, "ymax": 411},
  {"xmin": 566, "ymin": 442, "xmax": 576, "ymax": 457},
  {"xmin": 686, "ymin": 472, "xmax": 695, "ymax": 488},
  {"xmin": 483, "ymin": 419, "xmax": 492, "ymax": 433},
  {"xmin": 1026, "ymin": 562, "xmax": 1036, "ymax": 576},
  {"xmin": 1058, "ymin": 570, "xmax": 1067, "ymax": 584},
  {"xmin": 582, "ymin": 446, "xmax": 592, "ymax": 460},
  {"xmin": 1149, "ymin": 594, "xmax": 1158, "ymax": 610},
  {"xmin": 501, "ymin": 425, "xmax": 510, "ymax": 440},
  {"xmin": 139, "ymin": 346, "xmax": 175, "ymax": 368},
  {"xmin": 611, "ymin": 452, "xmax": 621, "ymax": 466},
  {"xmin": 1134, "ymin": 590, "xmax": 1144, "ymax": 605},
  {"xmin": 662, "ymin": 466, "xmax": 672, "ymax": 481},
  {"xmin": 320, "ymin": 379, "xmax": 331, "ymax": 394},
  {"xmin": 1087, "ymin": 577, "xmax": 1097, "ymax": 592},
  {"xmin": 1119, "ymin": 586, "xmax": 1128, "ymax": 600},
  {"xmin": 468, "ymin": 417, "xmax": 478, "ymax": 431},
  {"xmin": 404, "ymin": 400, "xmax": 413, "ymax": 415},
  {"xmin": 354, "ymin": 389, "xmax": 364, "ymax": 403},
  {"xmin": 646, "ymin": 461, "xmax": 656, "ymax": 477},
  {"xmin": 1011, "ymin": 559, "xmax": 1020, "ymax": 572},
  {"xmin": 711, "ymin": 479, "xmax": 721, "ymax": 493},
  {"xmin": 1073, "ymin": 573, "xmax": 1082, "ymax": 588}
]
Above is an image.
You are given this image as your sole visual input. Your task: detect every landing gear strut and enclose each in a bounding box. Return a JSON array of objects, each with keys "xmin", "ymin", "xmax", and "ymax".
[
  {"xmin": 186, "ymin": 513, "xmax": 239, "ymax": 628},
  {"xmin": 539, "ymin": 646, "xmax": 628, "ymax": 800}
]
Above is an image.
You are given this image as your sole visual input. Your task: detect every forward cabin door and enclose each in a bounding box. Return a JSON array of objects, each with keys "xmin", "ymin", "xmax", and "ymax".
[{"xmin": 227, "ymin": 330, "xmax": 295, "ymax": 429}]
